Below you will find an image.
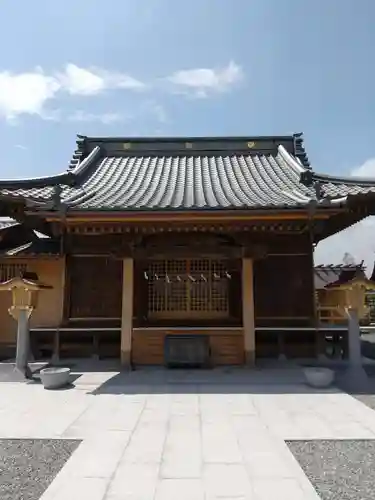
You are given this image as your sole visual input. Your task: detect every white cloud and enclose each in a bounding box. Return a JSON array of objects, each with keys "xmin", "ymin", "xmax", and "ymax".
[
  {"xmin": 0, "ymin": 61, "xmax": 242, "ymax": 121},
  {"xmin": 352, "ymin": 158, "xmax": 375, "ymax": 178},
  {"xmin": 0, "ymin": 68, "xmax": 60, "ymax": 120},
  {"xmin": 315, "ymin": 158, "xmax": 375, "ymax": 273},
  {"xmin": 166, "ymin": 61, "xmax": 243, "ymax": 97},
  {"xmin": 59, "ymin": 65, "xmax": 105, "ymax": 96},
  {"xmin": 59, "ymin": 64, "xmax": 145, "ymax": 96},
  {"xmin": 0, "ymin": 64, "xmax": 145, "ymax": 121},
  {"xmin": 68, "ymin": 110, "xmax": 126, "ymax": 124}
]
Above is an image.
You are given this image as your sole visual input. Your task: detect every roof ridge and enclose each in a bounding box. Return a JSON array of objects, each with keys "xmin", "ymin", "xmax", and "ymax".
[{"xmin": 77, "ymin": 133, "xmax": 300, "ymax": 143}]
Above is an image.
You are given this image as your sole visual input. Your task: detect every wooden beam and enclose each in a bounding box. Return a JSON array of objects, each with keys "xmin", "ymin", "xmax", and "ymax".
[
  {"xmin": 42, "ymin": 209, "xmax": 338, "ymax": 224},
  {"xmin": 134, "ymin": 245, "xmax": 243, "ymax": 260}
]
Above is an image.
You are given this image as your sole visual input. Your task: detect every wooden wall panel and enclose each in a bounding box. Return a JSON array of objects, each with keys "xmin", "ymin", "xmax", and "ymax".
[
  {"xmin": 210, "ymin": 335, "xmax": 244, "ymax": 365},
  {"xmin": 253, "ymin": 250, "xmax": 314, "ymax": 325},
  {"xmin": 132, "ymin": 333, "xmax": 164, "ymax": 365},
  {"xmin": 68, "ymin": 256, "xmax": 123, "ymax": 319},
  {"xmin": 132, "ymin": 328, "xmax": 244, "ymax": 366}
]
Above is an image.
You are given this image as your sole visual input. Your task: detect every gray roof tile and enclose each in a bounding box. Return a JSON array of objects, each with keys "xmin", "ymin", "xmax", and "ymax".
[
  {"xmin": 1, "ymin": 134, "xmax": 375, "ymax": 212},
  {"xmin": 60, "ymin": 151, "xmax": 314, "ymax": 210},
  {"xmin": 314, "ymin": 263, "xmax": 371, "ymax": 290}
]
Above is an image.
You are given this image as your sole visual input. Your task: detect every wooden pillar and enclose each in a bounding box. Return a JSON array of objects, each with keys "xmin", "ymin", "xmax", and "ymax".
[
  {"xmin": 242, "ymin": 258, "xmax": 255, "ymax": 365},
  {"xmin": 121, "ymin": 258, "xmax": 134, "ymax": 366},
  {"xmin": 60, "ymin": 256, "xmax": 67, "ymax": 324}
]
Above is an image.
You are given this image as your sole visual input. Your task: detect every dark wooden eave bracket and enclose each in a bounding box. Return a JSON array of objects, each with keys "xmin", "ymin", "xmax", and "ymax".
[{"xmin": 0, "ymin": 193, "xmax": 57, "ymax": 237}]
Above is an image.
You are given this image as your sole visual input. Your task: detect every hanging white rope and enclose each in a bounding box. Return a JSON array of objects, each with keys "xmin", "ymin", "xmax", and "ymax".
[{"xmin": 143, "ymin": 271, "xmax": 233, "ymax": 281}]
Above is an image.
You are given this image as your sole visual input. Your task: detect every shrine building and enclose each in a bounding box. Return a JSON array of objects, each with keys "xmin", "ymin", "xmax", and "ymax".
[{"xmin": 1, "ymin": 133, "xmax": 375, "ymax": 366}]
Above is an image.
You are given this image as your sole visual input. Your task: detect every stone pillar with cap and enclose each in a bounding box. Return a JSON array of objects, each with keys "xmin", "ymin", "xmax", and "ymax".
[
  {"xmin": 0, "ymin": 272, "xmax": 52, "ymax": 379},
  {"xmin": 337, "ymin": 278, "xmax": 374, "ymax": 391}
]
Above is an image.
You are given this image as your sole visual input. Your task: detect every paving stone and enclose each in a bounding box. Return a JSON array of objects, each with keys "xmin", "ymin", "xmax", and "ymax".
[
  {"xmin": 61, "ymin": 432, "xmax": 131, "ymax": 479},
  {"xmin": 2, "ymin": 366, "xmax": 375, "ymax": 499},
  {"xmin": 203, "ymin": 464, "xmax": 253, "ymax": 498},
  {"xmin": 107, "ymin": 463, "xmax": 159, "ymax": 499},
  {"xmin": 155, "ymin": 478, "xmax": 205, "ymax": 500},
  {"xmin": 43, "ymin": 477, "xmax": 108, "ymax": 500},
  {"xmin": 252, "ymin": 478, "xmax": 313, "ymax": 500}
]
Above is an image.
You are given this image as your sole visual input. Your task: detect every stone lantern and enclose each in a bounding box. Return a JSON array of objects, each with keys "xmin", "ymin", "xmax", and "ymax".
[
  {"xmin": 0, "ymin": 272, "xmax": 52, "ymax": 379},
  {"xmin": 327, "ymin": 274, "xmax": 375, "ymax": 391}
]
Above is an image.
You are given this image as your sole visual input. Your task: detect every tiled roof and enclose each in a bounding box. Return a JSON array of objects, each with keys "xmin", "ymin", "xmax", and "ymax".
[
  {"xmin": 1, "ymin": 134, "xmax": 375, "ymax": 212},
  {"xmin": 314, "ymin": 264, "xmax": 368, "ymax": 290},
  {"xmin": 0, "ymin": 217, "xmax": 19, "ymax": 230},
  {"xmin": 60, "ymin": 148, "xmax": 314, "ymax": 210}
]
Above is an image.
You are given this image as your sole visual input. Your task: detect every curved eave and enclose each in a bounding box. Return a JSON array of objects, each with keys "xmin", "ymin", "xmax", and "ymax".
[
  {"xmin": 316, "ymin": 188, "xmax": 375, "ymax": 209},
  {"xmin": 0, "ymin": 146, "xmax": 101, "ymax": 190},
  {"xmin": 279, "ymin": 146, "xmax": 352, "ymax": 208},
  {"xmin": 0, "ymin": 172, "xmax": 75, "ymax": 190},
  {"xmin": 301, "ymin": 170, "xmax": 375, "ymax": 188}
]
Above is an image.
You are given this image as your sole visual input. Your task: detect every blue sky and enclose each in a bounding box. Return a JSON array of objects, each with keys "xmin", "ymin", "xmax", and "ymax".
[{"xmin": 0, "ymin": 0, "xmax": 374, "ymax": 266}]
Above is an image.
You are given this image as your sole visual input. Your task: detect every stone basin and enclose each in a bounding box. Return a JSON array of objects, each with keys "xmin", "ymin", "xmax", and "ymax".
[
  {"xmin": 40, "ymin": 367, "xmax": 71, "ymax": 390},
  {"xmin": 303, "ymin": 367, "xmax": 334, "ymax": 388}
]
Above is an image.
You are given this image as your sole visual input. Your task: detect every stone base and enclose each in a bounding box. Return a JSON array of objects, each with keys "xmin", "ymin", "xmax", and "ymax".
[
  {"xmin": 244, "ymin": 350, "xmax": 255, "ymax": 366},
  {"xmin": 338, "ymin": 365, "xmax": 371, "ymax": 393},
  {"xmin": 9, "ymin": 368, "xmax": 30, "ymax": 382},
  {"xmin": 120, "ymin": 350, "xmax": 131, "ymax": 368}
]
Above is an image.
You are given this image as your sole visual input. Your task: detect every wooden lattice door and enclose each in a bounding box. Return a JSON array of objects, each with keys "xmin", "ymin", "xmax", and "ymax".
[
  {"xmin": 68, "ymin": 256, "xmax": 123, "ymax": 319},
  {"xmin": 147, "ymin": 258, "xmax": 229, "ymax": 320}
]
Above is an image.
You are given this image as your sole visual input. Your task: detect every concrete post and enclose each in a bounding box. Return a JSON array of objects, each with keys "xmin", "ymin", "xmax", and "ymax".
[
  {"xmin": 340, "ymin": 308, "xmax": 370, "ymax": 392},
  {"xmin": 13, "ymin": 307, "xmax": 33, "ymax": 379}
]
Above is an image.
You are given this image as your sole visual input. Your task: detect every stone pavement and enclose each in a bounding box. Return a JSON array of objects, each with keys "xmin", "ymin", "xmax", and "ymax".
[{"xmin": 1, "ymin": 363, "xmax": 375, "ymax": 499}]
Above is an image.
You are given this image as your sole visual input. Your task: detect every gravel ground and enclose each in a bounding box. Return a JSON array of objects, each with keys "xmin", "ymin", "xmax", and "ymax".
[
  {"xmin": 352, "ymin": 392, "xmax": 375, "ymax": 411},
  {"xmin": 287, "ymin": 439, "xmax": 375, "ymax": 500},
  {"xmin": 0, "ymin": 439, "xmax": 81, "ymax": 500}
]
